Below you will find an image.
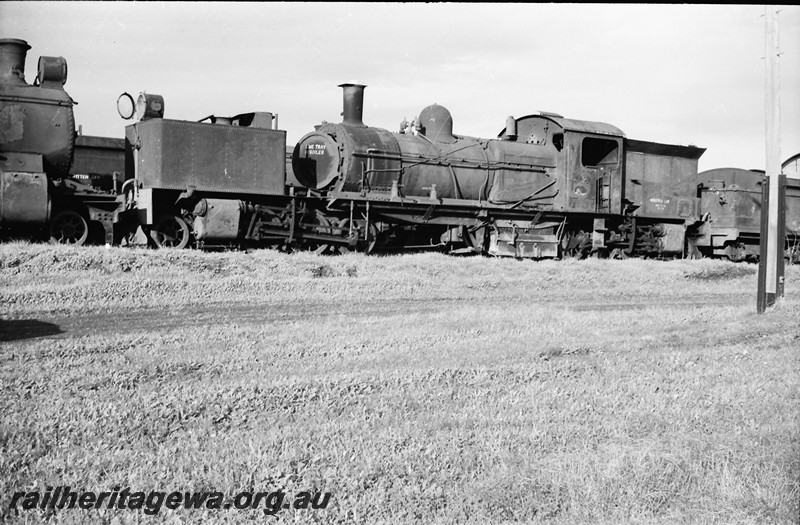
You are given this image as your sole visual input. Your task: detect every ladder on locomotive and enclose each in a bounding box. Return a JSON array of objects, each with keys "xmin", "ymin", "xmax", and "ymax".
[{"xmin": 596, "ymin": 175, "xmax": 611, "ymax": 213}]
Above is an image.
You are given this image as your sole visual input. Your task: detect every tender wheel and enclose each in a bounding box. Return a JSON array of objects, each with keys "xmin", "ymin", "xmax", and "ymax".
[
  {"xmin": 150, "ymin": 215, "xmax": 191, "ymax": 249},
  {"xmin": 49, "ymin": 210, "xmax": 89, "ymax": 246}
]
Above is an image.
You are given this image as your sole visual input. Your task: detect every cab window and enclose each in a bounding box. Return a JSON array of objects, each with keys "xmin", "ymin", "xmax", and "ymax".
[{"xmin": 581, "ymin": 137, "xmax": 618, "ymax": 166}]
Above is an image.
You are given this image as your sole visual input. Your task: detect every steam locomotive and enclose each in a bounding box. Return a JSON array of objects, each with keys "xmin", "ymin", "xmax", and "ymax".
[
  {"xmin": 290, "ymin": 84, "xmax": 799, "ymax": 260},
  {"xmin": 291, "ymin": 84, "xmax": 707, "ymax": 259},
  {"xmin": 0, "ymin": 38, "xmax": 124, "ymax": 245}
]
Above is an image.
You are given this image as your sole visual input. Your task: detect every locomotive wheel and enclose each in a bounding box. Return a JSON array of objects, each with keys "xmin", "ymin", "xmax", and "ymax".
[
  {"xmin": 252, "ymin": 208, "xmax": 290, "ymax": 251},
  {"xmin": 49, "ymin": 210, "xmax": 89, "ymax": 246},
  {"xmin": 365, "ymin": 223, "xmax": 379, "ymax": 254},
  {"xmin": 333, "ymin": 218, "xmax": 378, "ymax": 254},
  {"xmin": 150, "ymin": 214, "xmax": 191, "ymax": 249}
]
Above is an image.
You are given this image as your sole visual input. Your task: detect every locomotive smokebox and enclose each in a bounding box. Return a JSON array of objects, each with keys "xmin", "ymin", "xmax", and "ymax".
[
  {"xmin": 0, "ymin": 38, "xmax": 31, "ymax": 85},
  {"xmin": 339, "ymin": 83, "xmax": 366, "ymax": 127}
]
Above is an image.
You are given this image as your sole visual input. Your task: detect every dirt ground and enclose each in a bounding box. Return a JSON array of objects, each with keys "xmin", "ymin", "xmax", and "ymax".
[{"xmin": 3, "ymin": 294, "xmax": 752, "ymax": 343}]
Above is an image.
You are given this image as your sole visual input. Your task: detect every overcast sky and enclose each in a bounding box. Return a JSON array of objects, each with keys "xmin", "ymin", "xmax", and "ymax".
[{"xmin": 2, "ymin": 2, "xmax": 799, "ymax": 172}]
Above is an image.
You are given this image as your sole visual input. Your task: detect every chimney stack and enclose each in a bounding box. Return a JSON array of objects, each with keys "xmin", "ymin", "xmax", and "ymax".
[
  {"xmin": 0, "ymin": 38, "xmax": 31, "ymax": 85},
  {"xmin": 339, "ymin": 83, "xmax": 366, "ymax": 127}
]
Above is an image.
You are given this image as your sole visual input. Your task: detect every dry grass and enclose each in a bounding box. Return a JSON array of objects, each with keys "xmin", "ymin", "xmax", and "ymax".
[{"xmin": 1, "ymin": 242, "xmax": 798, "ymax": 524}]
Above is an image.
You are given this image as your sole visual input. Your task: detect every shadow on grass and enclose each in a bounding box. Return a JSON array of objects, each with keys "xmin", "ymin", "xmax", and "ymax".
[{"xmin": 0, "ymin": 319, "xmax": 64, "ymax": 342}]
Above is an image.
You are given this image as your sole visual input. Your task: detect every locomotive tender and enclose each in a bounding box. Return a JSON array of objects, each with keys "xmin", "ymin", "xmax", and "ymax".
[
  {"xmin": 116, "ymin": 92, "xmax": 347, "ymax": 251},
  {"xmin": 118, "ymin": 93, "xmax": 287, "ymax": 248},
  {"xmin": 695, "ymin": 167, "xmax": 800, "ymax": 261}
]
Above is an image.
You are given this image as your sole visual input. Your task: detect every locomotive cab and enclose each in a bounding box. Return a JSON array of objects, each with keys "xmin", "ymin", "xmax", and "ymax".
[{"xmin": 497, "ymin": 115, "xmax": 625, "ymax": 215}]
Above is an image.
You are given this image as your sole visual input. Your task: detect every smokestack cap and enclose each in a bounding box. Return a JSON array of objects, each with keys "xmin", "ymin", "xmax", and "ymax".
[{"xmin": 0, "ymin": 38, "xmax": 31, "ymax": 49}]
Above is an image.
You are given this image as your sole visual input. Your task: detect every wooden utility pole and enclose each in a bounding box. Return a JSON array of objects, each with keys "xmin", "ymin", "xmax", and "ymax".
[{"xmin": 757, "ymin": 6, "xmax": 785, "ymax": 314}]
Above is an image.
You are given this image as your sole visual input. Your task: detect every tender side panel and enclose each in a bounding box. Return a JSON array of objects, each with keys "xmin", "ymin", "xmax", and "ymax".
[
  {"xmin": 624, "ymin": 139, "xmax": 705, "ymax": 219},
  {"xmin": 131, "ymin": 119, "xmax": 286, "ymax": 195}
]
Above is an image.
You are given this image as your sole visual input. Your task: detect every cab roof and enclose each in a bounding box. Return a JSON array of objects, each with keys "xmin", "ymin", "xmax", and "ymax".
[{"xmin": 499, "ymin": 113, "xmax": 626, "ymax": 138}]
